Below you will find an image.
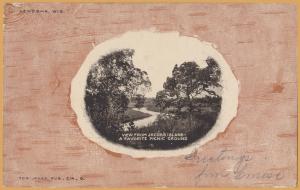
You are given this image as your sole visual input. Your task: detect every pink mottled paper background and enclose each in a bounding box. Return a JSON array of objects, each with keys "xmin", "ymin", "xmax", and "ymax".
[{"xmin": 3, "ymin": 3, "xmax": 297, "ymax": 187}]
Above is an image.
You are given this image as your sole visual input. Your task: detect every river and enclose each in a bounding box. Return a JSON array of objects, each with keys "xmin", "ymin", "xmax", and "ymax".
[{"xmin": 123, "ymin": 107, "xmax": 160, "ymax": 130}]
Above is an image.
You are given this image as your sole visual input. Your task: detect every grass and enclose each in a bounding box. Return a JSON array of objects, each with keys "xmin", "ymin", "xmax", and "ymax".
[{"xmin": 118, "ymin": 97, "xmax": 222, "ymax": 150}]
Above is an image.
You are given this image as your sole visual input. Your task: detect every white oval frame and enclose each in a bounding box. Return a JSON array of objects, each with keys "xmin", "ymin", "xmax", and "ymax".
[{"xmin": 70, "ymin": 30, "xmax": 239, "ymax": 158}]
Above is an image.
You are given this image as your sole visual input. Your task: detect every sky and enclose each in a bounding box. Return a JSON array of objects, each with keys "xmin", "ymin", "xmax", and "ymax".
[{"xmin": 124, "ymin": 30, "xmax": 212, "ymax": 97}]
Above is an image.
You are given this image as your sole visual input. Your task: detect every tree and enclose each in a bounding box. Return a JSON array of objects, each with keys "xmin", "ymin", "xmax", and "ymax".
[
  {"xmin": 85, "ymin": 49, "xmax": 151, "ymax": 136},
  {"xmin": 155, "ymin": 57, "xmax": 222, "ymax": 127}
]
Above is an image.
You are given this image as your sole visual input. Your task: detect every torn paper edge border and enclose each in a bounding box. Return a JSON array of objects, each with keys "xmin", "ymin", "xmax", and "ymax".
[{"xmin": 70, "ymin": 30, "xmax": 239, "ymax": 158}]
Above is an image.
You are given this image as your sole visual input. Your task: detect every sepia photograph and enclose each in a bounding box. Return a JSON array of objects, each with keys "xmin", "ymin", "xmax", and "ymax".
[{"xmin": 85, "ymin": 48, "xmax": 223, "ymax": 149}]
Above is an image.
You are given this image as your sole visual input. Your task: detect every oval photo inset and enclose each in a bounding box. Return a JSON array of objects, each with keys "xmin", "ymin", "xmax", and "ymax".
[{"xmin": 71, "ymin": 31, "xmax": 239, "ymax": 157}]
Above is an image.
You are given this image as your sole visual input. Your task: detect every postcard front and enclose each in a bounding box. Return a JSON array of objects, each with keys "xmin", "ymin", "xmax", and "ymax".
[{"xmin": 3, "ymin": 3, "xmax": 297, "ymax": 187}]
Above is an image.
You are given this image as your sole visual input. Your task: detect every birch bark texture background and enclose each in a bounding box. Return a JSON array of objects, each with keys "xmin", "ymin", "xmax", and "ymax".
[{"xmin": 4, "ymin": 3, "xmax": 297, "ymax": 187}]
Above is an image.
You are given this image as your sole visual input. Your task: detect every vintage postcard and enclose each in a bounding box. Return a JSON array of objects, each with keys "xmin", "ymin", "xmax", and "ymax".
[{"xmin": 3, "ymin": 2, "xmax": 297, "ymax": 188}]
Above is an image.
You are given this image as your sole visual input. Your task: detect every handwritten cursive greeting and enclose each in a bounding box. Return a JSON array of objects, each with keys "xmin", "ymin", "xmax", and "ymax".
[{"xmin": 184, "ymin": 149, "xmax": 284, "ymax": 185}]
